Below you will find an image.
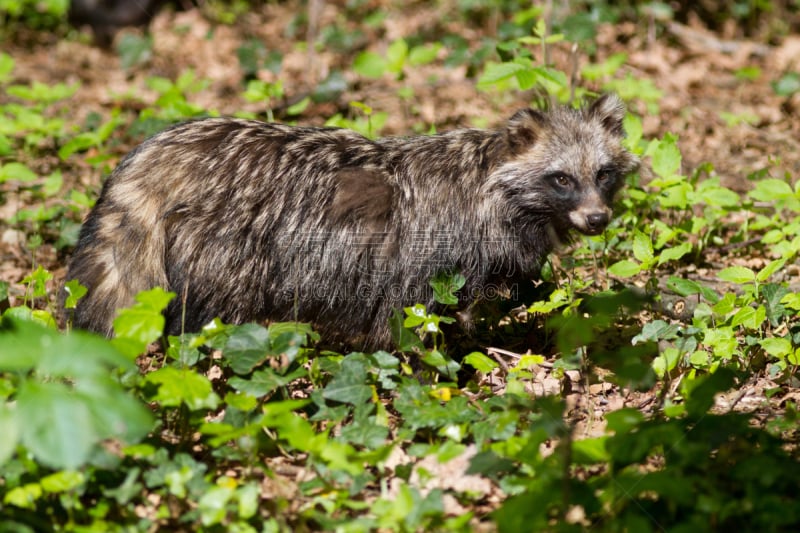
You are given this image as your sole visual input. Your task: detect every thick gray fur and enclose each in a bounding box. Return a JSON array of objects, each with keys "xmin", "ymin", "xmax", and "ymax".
[{"xmin": 62, "ymin": 94, "xmax": 639, "ymax": 349}]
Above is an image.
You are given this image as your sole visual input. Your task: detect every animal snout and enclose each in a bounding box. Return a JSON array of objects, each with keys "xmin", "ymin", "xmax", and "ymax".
[{"xmin": 585, "ymin": 212, "xmax": 609, "ymax": 232}]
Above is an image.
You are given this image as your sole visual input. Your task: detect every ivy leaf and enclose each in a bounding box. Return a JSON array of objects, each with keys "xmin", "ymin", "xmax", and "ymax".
[{"xmin": 145, "ymin": 367, "xmax": 220, "ymax": 410}]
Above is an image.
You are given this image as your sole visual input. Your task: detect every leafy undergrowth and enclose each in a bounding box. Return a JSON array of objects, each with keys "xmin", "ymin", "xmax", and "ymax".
[{"xmin": 2, "ymin": 1, "xmax": 800, "ymax": 531}]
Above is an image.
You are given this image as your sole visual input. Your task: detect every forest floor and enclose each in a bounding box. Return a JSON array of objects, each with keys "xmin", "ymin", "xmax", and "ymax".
[{"xmin": 3, "ymin": 1, "xmax": 800, "ymax": 454}]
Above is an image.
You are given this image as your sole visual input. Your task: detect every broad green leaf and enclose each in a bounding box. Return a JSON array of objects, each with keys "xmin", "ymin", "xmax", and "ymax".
[
  {"xmin": 430, "ymin": 271, "xmax": 465, "ymax": 305},
  {"xmin": 608, "ymin": 260, "xmax": 641, "ymax": 278},
  {"xmin": 0, "ymin": 52, "xmax": 14, "ymax": 83},
  {"xmin": 224, "ymin": 323, "xmax": 271, "ymax": 375},
  {"xmin": 0, "ymin": 403, "xmax": 19, "ymax": 466},
  {"xmin": 657, "ymin": 241, "xmax": 692, "ymax": 265},
  {"xmin": 198, "ymin": 485, "xmax": 234, "ymax": 526},
  {"xmin": 650, "ymin": 133, "xmax": 681, "ymax": 179},
  {"xmin": 353, "ymin": 51, "xmax": 386, "ymax": 79},
  {"xmin": 571, "ymin": 436, "xmax": 609, "ymax": 463},
  {"xmin": 622, "ymin": 112, "xmax": 642, "ymax": 153},
  {"xmin": 632, "ymin": 230, "xmax": 654, "ymax": 263},
  {"xmin": 463, "ymin": 352, "xmax": 499, "ymax": 373},
  {"xmin": 229, "ymin": 366, "xmax": 305, "ymax": 397},
  {"xmin": 477, "ymin": 61, "xmax": 526, "ymax": 87},
  {"xmin": 4, "ymin": 483, "xmax": 42, "ymax": 509},
  {"xmin": 757, "ymin": 258, "xmax": 786, "ymax": 282},
  {"xmin": 658, "ymin": 182, "xmax": 692, "ymax": 209},
  {"xmin": 748, "ymin": 178, "xmax": 793, "ymax": 202},
  {"xmin": 386, "ymin": 39, "xmax": 408, "ymax": 74},
  {"xmin": 759, "ymin": 337, "xmax": 792, "ymax": 358},
  {"xmin": 421, "ymin": 349, "xmax": 460, "ymax": 379},
  {"xmin": 18, "ymin": 381, "xmax": 96, "ymax": 469},
  {"xmin": 718, "ymin": 266, "xmax": 756, "ymax": 284},
  {"xmin": 40, "ymin": 471, "xmax": 85, "ymax": 493},
  {"xmin": 145, "ymin": 367, "xmax": 220, "ymax": 410},
  {"xmin": 712, "ymin": 293, "xmax": 737, "ymax": 316},
  {"xmin": 0, "ymin": 162, "xmax": 37, "ymax": 183},
  {"xmin": 781, "ymin": 292, "xmax": 800, "ymax": 311},
  {"xmin": 237, "ymin": 483, "xmax": 260, "ymax": 519},
  {"xmin": 730, "ymin": 305, "xmax": 765, "ymax": 330},
  {"xmin": 772, "ymin": 72, "xmax": 800, "ymax": 96},
  {"xmin": 697, "ymin": 183, "xmax": 740, "ymax": 207},
  {"xmin": 113, "ymin": 287, "xmax": 174, "ymax": 358},
  {"xmin": 666, "ymin": 277, "xmax": 702, "ymax": 297},
  {"xmin": 604, "ymin": 408, "xmax": 645, "ymax": 433},
  {"xmin": 322, "ymin": 354, "xmax": 372, "ymax": 405},
  {"xmin": 408, "ymin": 43, "xmax": 441, "ymax": 65},
  {"xmin": 62, "ymin": 279, "xmax": 87, "ymax": 309}
]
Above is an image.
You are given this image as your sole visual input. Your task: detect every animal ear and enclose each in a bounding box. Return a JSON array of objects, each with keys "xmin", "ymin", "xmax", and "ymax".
[
  {"xmin": 588, "ymin": 93, "xmax": 626, "ymax": 137},
  {"xmin": 505, "ymin": 108, "xmax": 547, "ymax": 153}
]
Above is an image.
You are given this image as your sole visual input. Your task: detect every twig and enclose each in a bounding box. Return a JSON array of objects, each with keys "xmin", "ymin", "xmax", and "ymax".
[{"xmin": 667, "ymin": 21, "xmax": 771, "ymax": 57}]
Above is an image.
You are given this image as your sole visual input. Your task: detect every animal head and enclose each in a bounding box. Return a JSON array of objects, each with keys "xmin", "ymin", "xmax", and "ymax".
[{"xmin": 492, "ymin": 93, "xmax": 639, "ymax": 239}]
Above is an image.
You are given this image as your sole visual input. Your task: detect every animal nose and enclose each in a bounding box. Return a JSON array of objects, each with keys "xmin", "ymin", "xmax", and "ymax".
[{"xmin": 586, "ymin": 212, "xmax": 609, "ymax": 231}]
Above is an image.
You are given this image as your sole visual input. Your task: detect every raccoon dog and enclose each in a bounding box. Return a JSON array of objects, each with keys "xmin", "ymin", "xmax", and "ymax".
[{"xmin": 62, "ymin": 94, "xmax": 638, "ymax": 349}]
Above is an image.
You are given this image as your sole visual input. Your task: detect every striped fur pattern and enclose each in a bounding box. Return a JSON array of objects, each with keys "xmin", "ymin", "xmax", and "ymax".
[{"xmin": 62, "ymin": 94, "xmax": 638, "ymax": 348}]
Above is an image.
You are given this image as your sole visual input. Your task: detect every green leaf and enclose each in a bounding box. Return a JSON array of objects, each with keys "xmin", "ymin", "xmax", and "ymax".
[
  {"xmin": 756, "ymin": 258, "xmax": 786, "ymax": 282},
  {"xmin": 759, "ymin": 337, "xmax": 793, "ymax": 358},
  {"xmin": 608, "ymin": 260, "xmax": 641, "ymax": 278},
  {"xmin": 408, "ymin": 43, "xmax": 441, "ymax": 65},
  {"xmin": 353, "ymin": 51, "xmax": 387, "ymax": 78},
  {"xmin": 718, "ymin": 266, "xmax": 756, "ymax": 284},
  {"xmin": 117, "ymin": 33, "xmax": 153, "ymax": 70},
  {"xmin": 622, "ymin": 112, "xmax": 642, "ymax": 153},
  {"xmin": 224, "ymin": 323, "xmax": 271, "ymax": 374},
  {"xmin": 40, "ymin": 471, "xmax": 85, "ymax": 493},
  {"xmin": 113, "ymin": 287, "xmax": 175, "ymax": 358},
  {"xmin": 571, "ymin": 436, "xmax": 609, "ymax": 463},
  {"xmin": 650, "ymin": 133, "xmax": 681, "ymax": 179},
  {"xmin": 712, "ymin": 293, "xmax": 737, "ymax": 316},
  {"xmin": 772, "ymin": 72, "xmax": 800, "ymax": 96},
  {"xmin": 463, "ymin": 352, "xmax": 499, "ymax": 373},
  {"xmin": 21, "ymin": 266, "xmax": 52, "ymax": 298},
  {"xmin": 62, "ymin": 279, "xmax": 87, "ymax": 309},
  {"xmin": 632, "ymin": 230, "xmax": 654, "ymax": 263},
  {"xmin": 322, "ymin": 354, "xmax": 373, "ymax": 405},
  {"xmin": 657, "ymin": 241, "xmax": 692, "ymax": 265},
  {"xmin": 0, "ymin": 162, "xmax": 37, "ymax": 183},
  {"xmin": 229, "ymin": 367, "xmax": 305, "ymax": 398},
  {"xmin": 696, "ymin": 182, "xmax": 740, "ymax": 207},
  {"xmin": 781, "ymin": 292, "xmax": 800, "ymax": 311},
  {"xmin": 666, "ymin": 277, "xmax": 702, "ymax": 297},
  {"xmin": 421, "ymin": 349, "xmax": 460, "ymax": 379},
  {"xmin": 604, "ymin": 408, "xmax": 644, "ymax": 433},
  {"xmin": 0, "ymin": 404, "xmax": 19, "ymax": 466},
  {"xmin": 0, "ymin": 52, "xmax": 14, "ymax": 83},
  {"xmin": 430, "ymin": 271, "xmax": 466, "ymax": 305},
  {"xmin": 389, "ymin": 308, "xmax": 425, "ymax": 352},
  {"xmin": 198, "ymin": 485, "xmax": 234, "ymax": 526},
  {"xmin": 286, "ymin": 96, "xmax": 310, "ymax": 116},
  {"xmin": 145, "ymin": 367, "xmax": 220, "ymax": 410},
  {"xmin": 748, "ymin": 178, "xmax": 794, "ymax": 202},
  {"xmin": 386, "ymin": 39, "xmax": 408, "ymax": 74},
  {"xmin": 17, "ymin": 381, "xmax": 96, "ymax": 469},
  {"xmin": 730, "ymin": 305, "xmax": 765, "ymax": 330},
  {"xmin": 477, "ymin": 61, "xmax": 526, "ymax": 87}
]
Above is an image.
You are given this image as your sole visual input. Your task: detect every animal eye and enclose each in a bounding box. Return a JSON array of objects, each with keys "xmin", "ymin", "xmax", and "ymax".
[
  {"xmin": 552, "ymin": 174, "xmax": 570, "ymax": 188},
  {"xmin": 596, "ymin": 169, "xmax": 615, "ymax": 183}
]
